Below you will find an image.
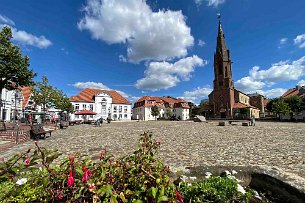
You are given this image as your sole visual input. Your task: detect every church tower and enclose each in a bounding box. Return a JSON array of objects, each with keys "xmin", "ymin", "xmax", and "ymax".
[
  {"xmin": 208, "ymin": 17, "xmax": 235, "ymax": 118},
  {"xmin": 213, "ymin": 20, "xmax": 234, "ymax": 90}
]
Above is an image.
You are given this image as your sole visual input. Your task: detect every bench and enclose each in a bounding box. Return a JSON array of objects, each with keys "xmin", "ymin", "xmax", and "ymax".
[
  {"xmin": 228, "ymin": 120, "xmax": 251, "ymax": 125},
  {"xmin": 60, "ymin": 121, "xmax": 69, "ymax": 129},
  {"xmin": 30, "ymin": 124, "xmax": 52, "ymax": 139},
  {"xmin": 219, "ymin": 121, "xmax": 227, "ymax": 126}
]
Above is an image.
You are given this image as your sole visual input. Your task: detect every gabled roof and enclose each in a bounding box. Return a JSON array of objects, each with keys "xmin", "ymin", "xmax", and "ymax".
[
  {"xmin": 70, "ymin": 88, "xmax": 131, "ymax": 105},
  {"xmin": 282, "ymin": 86, "xmax": 305, "ymax": 98},
  {"xmin": 233, "ymin": 102, "xmax": 257, "ymax": 109},
  {"xmin": 134, "ymin": 96, "xmax": 190, "ymax": 109},
  {"xmin": 20, "ymin": 86, "xmax": 32, "ymax": 110}
]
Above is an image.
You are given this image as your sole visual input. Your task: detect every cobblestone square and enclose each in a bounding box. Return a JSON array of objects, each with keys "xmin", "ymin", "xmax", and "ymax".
[{"xmin": 1, "ymin": 121, "xmax": 305, "ymax": 187}]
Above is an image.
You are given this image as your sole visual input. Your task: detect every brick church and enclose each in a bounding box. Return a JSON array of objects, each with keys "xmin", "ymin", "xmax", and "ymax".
[{"xmin": 206, "ymin": 19, "xmax": 264, "ymax": 119}]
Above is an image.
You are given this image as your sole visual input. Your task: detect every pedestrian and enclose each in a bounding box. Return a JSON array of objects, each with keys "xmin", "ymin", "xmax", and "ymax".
[
  {"xmin": 251, "ymin": 116, "xmax": 256, "ymax": 126},
  {"xmin": 96, "ymin": 118, "xmax": 100, "ymax": 127}
]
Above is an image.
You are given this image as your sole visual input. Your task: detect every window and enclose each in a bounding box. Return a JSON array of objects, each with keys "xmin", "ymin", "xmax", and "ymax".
[
  {"xmin": 124, "ymin": 106, "xmax": 128, "ymax": 113},
  {"xmin": 114, "ymin": 106, "xmax": 117, "ymax": 113},
  {"xmin": 89, "ymin": 115, "xmax": 93, "ymax": 118},
  {"xmin": 113, "ymin": 114, "xmax": 117, "ymax": 119},
  {"xmin": 119, "ymin": 106, "xmax": 122, "ymax": 113},
  {"xmin": 219, "ymin": 81, "xmax": 223, "ymax": 87},
  {"xmin": 75, "ymin": 104, "xmax": 79, "ymax": 111},
  {"xmin": 102, "ymin": 104, "xmax": 106, "ymax": 114},
  {"xmin": 83, "ymin": 104, "xmax": 86, "ymax": 110},
  {"xmin": 124, "ymin": 114, "xmax": 127, "ymax": 118},
  {"xmin": 75, "ymin": 115, "xmax": 79, "ymax": 119},
  {"xmin": 119, "ymin": 114, "xmax": 122, "ymax": 119},
  {"xmin": 89, "ymin": 104, "xmax": 93, "ymax": 111}
]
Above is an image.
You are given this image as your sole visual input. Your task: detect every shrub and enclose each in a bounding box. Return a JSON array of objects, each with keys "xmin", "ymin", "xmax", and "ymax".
[{"xmin": 0, "ymin": 132, "xmax": 254, "ymax": 202}]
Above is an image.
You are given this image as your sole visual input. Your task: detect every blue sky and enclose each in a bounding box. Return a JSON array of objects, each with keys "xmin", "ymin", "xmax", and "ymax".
[{"xmin": 1, "ymin": 0, "xmax": 305, "ymax": 104}]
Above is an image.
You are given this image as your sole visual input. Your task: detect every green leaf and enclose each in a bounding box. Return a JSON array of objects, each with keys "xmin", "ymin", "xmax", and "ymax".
[
  {"xmin": 132, "ymin": 200, "xmax": 144, "ymax": 203},
  {"xmin": 98, "ymin": 185, "xmax": 113, "ymax": 197},
  {"xmin": 119, "ymin": 192, "xmax": 127, "ymax": 203},
  {"xmin": 157, "ymin": 195, "xmax": 168, "ymax": 202}
]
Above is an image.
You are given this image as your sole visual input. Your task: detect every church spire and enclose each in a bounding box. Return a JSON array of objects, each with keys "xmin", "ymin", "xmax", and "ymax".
[{"xmin": 216, "ymin": 15, "xmax": 229, "ymax": 61}]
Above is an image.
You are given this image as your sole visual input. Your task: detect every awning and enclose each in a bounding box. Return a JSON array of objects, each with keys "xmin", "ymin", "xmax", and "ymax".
[{"xmin": 75, "ymin": 110, "xmax": 97, "ymax": 115}]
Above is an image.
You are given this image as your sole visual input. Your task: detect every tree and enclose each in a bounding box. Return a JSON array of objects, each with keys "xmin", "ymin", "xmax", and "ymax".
[
  {"xmin": 0, "ymin": 26, "xmax": 36, "ymax": 119},
  {"xmin": 284, "ymin": 96, "xmax": 302, "ymax": 113},
  {"xmin": 52, "ymin": 90, "xmax": 74, "ymax": 113},
  {"xmin": 151, "ymin": 105, "xmax": 159, "ymax": 120},
  {"xmin": 272, "ymin": 98, "xmax": 291, "ymax": 115},
  {"xmin": 165, "ymin": 108, "xmax": 173, "ymax": 119},
  {"xmin": 31, "ymin": 76, "xmax": 56, "ymax": 112}
]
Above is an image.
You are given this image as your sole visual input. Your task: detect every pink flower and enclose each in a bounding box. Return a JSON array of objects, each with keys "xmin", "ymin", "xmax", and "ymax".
[
  {"xmin": 56, "ymin": 190, "xmax": 64, "ymax": 200},
  {"xmin": 87, "ymin": 183, "xmax": 96, "ymax": 190},
  {"xmin": 176, "ymin": 191, "xmax": 184, "ymax": 203},
  {"xmin": 82, "ymin": 166, "xmax": 92, "ymax": 182},
  {"xmin": 67, "ymin": 171, "xmax": 74, "ymax": 188},
  {"xmin": 24, "ymin": 155, "xmax": 30, "ymax": 165}
]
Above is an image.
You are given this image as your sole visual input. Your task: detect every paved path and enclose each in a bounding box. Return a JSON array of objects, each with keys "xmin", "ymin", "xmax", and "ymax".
[{"xmin": 1, "ymin": 121, "xmax": 305, "ymax": 187}]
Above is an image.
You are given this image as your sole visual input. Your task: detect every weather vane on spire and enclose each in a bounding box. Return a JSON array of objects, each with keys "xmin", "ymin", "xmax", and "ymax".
[{"xmin": 217, "ymin": 13, "xmax": 221, "ymax": 20}]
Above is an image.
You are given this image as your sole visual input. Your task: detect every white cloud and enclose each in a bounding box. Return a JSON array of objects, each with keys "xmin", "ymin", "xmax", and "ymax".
[
  {"xmin": 119, "ymin": 54, "xmax": 127, "ymax": 62},
  {"xmin": 73, "ymin": 82, "xmax": 109, "ymax": 90},
  {"xmin": 278, "ymin": 38, "xmax": 288, "ymax": 48},
  {"xmin": 0, "ymin": 15, "xmax": 52, "ymax": 49},
  {"xmin": 182, "ymin": 86, "xmax": 212, "ymax": 102},
  {"xmin": 195, "ymin": 0, "xmax": 226, "ymax": 7},
  {"xmin": 235, "ymin": 76, "xmax": 265, "ymax": 92},
  {"xmin": 294, "ymin": 34, "xmax": 305, "ymax": 48},
  {"xmin": 255, "ymin": 88, "xmax": 287, "ymax": 99},
  {"xmin": 78, "ymin": 0, "xmax": 194, "ymax": 63},
  {"xmin": 279, "ymin": 38, "xmax": 288, "ymax": 45},
  {"xmin": 236, "ymin": 56, "xmax": 305, "ymax": 97},
  {"xmin": 297, "ymin": 79, "xmax": 305, "ymax": 86},
  {"xmin": 0, "ymin": 14, "xmax": 15, "ymax": 26},
  {"xmin": 11, "ymin": 28, "xmax": 52, "ymax": 49},
  {"xmin": 135, "ymin": 55, "xmax": 206, "ymax": 91},
  {"xmin": 198, "ymin": 39, "xmax": 206, "ymax": 47}
]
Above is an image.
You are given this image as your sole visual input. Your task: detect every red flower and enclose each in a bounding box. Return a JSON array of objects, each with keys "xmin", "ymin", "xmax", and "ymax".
[
  {"xmin": 82, "ymin": 166, "xmax": 92, "ymax": 182},
  {"xmin": 67, "ymin": 171, "xmax": 74, "ymax": 188},
  {"xmin": 68, "ymin": 154, "xmax": 74, "ymax": 165},
  {"xmin": 175, "ymin": 191, "xmax": 184, "ymax": 203},
  {"xmin": 24, "ymin": 154, "xmax": 30, "ymax": 165}
]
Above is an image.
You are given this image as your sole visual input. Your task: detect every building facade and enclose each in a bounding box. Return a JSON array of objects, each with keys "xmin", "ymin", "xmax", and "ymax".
[
  {"xmin": 1, "ymin": 88, "xmax": 23, "ymax": 121},
  {"xmin": 70, "ymin": 88, "xmax": 132, "ymax": 121},
  {"xmin": 207, "ymin": 19, "xmax": 264, "ymax": 119},
  {"xmin": 133, "ymin": 96, "xmax": 190, "ymax": 121}
]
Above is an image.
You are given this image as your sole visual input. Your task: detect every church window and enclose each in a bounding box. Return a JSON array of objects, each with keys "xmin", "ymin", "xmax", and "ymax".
[{"xmin": 219, "ymin": 66, "xmax": 223, "ymax": 75}]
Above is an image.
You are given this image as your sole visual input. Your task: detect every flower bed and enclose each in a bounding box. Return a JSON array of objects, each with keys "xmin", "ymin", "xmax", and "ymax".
[{"xmin": 0, "ymin": 132, "xmax": 254, "ymax": 202}]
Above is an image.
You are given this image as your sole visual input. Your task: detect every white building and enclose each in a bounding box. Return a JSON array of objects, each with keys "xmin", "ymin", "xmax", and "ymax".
[
  {"xmin": 70, "ymin": 88, "xmax": 132, "ymax": 121},
  {"xmin": 1, "ymin": 88, "xmax": 23, "ymax": 121},
  {"xmin": 133, "ymin": 96, "xmax": 190, "ymax": 121}
]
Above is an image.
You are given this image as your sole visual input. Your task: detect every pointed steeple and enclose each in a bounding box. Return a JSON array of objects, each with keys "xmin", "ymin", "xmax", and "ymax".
[{"xmin": 216, "ymin": 18, "xmax": 229, "ymax": 61}]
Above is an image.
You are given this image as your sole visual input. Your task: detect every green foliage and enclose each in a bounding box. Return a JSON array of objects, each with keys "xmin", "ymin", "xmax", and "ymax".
[
  {"xmin": 151, "ymin": 105, "xmax": 160, "ymax": 119},
  {"xmin": 0, "ymin": 26, "xmax": 36, "ymax": 118},
  {"xmin": 52, "ymin": 90, "xmax": 74, "ymax": 113},
  {"xmin": 179, "ymin": 177, "xmax": 253, "ymax": 202},
  {"xmin": 272, "ymin": 98, "xmax": 291, "ymax": 115},
  {"xmin": 284, "ymin": 96, "xmax": 302, "ymax": 113},
  {"xmin": 31, "ymin": 76, "xmax": 73, "ymax": 112},
  {"xmin": 0, "ymin": 133, "xmax": 255, "ymax": 202},
  {"xmin": 0, "ymin": 26, "xmax": 36, "ymax": 90},
  {"xmin": 165, "ymin": 108, "xmax": 173, "ymax": 118}
]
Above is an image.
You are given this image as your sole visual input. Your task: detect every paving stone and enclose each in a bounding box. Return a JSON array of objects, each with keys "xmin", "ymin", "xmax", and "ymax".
[{"xmin": 0, "ymin": 121, "xmax": 304, "ymax": 185}]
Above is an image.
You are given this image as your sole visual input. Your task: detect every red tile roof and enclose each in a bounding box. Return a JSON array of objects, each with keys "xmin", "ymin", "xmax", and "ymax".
[
  {"xmin": 134, "ymin": 96, "xmax": 190, "ymax": 109},
  {"xmin": 233, "ymin": 102, "xmax": 257, "ymax": 109},
  {"xmin": 70, "ymin": 88, "xmax": 131, "ymax": 105},
  {"xmin": 20, "ymin": 86, "xmax": 32, "ymax": 110},
  {"xmin": 282, "ymin": 86, "xmax": 305, "ymax": 98}
]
